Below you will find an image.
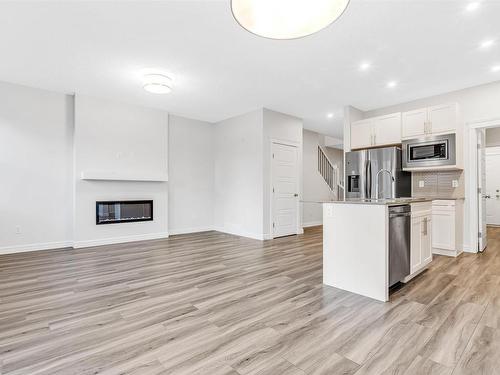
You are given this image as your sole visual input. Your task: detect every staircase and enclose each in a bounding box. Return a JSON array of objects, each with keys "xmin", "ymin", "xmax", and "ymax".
[{"xmin": 317, "ymin": 146, "xmax": 344, "ymax": 200}]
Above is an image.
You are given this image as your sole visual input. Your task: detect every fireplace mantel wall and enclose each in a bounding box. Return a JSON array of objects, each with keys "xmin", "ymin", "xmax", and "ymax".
[{"xmin": 73, "ymin": 95, "xmax": 169, "ymax": 248}]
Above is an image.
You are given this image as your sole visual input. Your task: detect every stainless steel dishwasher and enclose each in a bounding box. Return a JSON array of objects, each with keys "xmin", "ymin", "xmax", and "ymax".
[{"xmin": 389, "ymin": 205, "xmax": 411, "ymax": 286}]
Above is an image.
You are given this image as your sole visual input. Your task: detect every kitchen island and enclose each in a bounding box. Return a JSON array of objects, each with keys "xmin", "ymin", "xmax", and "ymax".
[{"xmin": 322, "ymin": 198, "xmax": 433, "ymax": 302}]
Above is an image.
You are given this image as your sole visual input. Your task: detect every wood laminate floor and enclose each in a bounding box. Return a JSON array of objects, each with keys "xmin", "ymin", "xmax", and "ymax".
[{"xmin": 1, "ymin": 227, "xmax": 500, "ymax": 375}]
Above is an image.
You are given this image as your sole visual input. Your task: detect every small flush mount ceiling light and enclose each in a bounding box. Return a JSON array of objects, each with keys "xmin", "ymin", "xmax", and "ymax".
[
  {"xmin": 465, "ymin": 1, "xmax": 480, "ymax": 12},
  {"xmin": 231, "ymin": 0, "xmax": 350, "ymax": 40},
  {"xmin": 491, "ymin": 65, "xmax": 500, "ymax": 72},
  {"xmin": 327, "ymin": 113, "xmax": 334, "ymax": 119},
  {"xmin": 359, "ymin": 62, "xmax": 372, "ymax": 71},
  {"xmin": 480, "ymin": 39, "xmax": 495, "ymax": 49},
  {"xmin": 143, "ymin": 74, "xmax": 173, "ymax": 94},
  {"xmin": 386, "ymin": 81, "xmax": 397, "ymax": 88}
]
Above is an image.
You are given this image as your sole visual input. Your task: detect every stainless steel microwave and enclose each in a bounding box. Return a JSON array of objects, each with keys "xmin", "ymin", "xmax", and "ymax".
[{"xmin": 402, "ymin": 133, "xmax": 456, "ymax": 169}]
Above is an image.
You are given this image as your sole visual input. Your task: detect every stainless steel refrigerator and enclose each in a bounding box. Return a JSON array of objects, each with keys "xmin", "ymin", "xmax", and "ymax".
[{"xmin": 345, "ymin": 147, "xmax": 411, "ymax": 199}]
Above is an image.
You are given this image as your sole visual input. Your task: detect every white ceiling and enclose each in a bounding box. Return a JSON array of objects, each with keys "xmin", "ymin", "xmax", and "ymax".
[{"xmin": 0, "ymin": 0, "xmax": 499, "ymax": 137}]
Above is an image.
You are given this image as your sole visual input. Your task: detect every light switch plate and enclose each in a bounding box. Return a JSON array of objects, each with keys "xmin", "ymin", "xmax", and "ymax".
[
  {"xmin": 419, "ymin": 180, "xmax": 425, "ymax": 188},
  {"xmin": 452, "ymin": 180, "xmax": 459, "ymax": 188}
]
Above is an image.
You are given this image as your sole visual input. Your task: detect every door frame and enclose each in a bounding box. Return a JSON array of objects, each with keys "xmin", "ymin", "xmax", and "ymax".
[
  {"xmin": 485, "ymin": 146, "xmax": 500, "ymax": 226},
  {"xmin": 270, "ymin": 139, "xmax": 302, "ymax": 239},
  {"xmin": 467, "ymin": 117, "xmax": 500, "ymax": 253}
]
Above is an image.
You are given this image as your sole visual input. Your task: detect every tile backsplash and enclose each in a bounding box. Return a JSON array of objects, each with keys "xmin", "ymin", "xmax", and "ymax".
[{"xmin": 411, "ymin": 170, "xmax": 464, "ymax": 198}]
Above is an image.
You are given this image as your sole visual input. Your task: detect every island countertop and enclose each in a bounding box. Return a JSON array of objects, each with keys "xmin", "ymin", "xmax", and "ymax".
[{"xmin": 302, "ymin": 197, "xmax": 464, "ymax": 206}]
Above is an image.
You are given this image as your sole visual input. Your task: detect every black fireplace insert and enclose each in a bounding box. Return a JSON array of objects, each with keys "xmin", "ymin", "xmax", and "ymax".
[{"xmin": 96, "ymin": 200, "xmax": 153, "ymax": 225}]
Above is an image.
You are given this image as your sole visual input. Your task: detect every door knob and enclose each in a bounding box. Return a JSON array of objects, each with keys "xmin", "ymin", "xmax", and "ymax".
[
  {"xmin": 294, "ymin": 193, "xmax": 298, "ymax": 197},
  {"xmin": 484, "ymin": 195, "xmax": 491, "ymax": 199}
]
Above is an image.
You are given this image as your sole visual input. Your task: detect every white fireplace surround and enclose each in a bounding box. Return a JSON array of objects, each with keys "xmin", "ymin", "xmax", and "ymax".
[{"xmin": 72, "ymin": 95, "xmax": 169, "ymax": 248}]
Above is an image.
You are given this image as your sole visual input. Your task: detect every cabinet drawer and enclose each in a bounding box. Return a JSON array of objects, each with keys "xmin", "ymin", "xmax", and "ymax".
[{"xmin": 432, "ymin": 200, "xmax": 456, "ymax": 207}]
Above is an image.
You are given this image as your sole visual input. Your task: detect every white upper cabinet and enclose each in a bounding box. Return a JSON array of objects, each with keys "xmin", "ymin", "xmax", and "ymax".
[
  {"xmin": 351, "ymin": 112, "xmax": 401, "ymax": 149},
  {"xmin": 350, "ymin": 119, "xmax": 374, "ymax": 149},
  {"xmin": 401, "ymin": 109, "xmax": 427, "ymax": 138},
  {"xmin": 428, "ymin": 103, "xmax": 458, "ymax": 134},
  {"xmin": 402, "ymin": 103, "xmax": 458, "ymax": 139},
  {"xmin": 374, "ymin": 113, "xmax": 402, "ymax": 146}
]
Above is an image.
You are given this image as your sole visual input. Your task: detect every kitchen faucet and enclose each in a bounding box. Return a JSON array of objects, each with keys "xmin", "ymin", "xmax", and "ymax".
[{"xmin": 375, "ymin": 169, "xmax": 395, "ymax": 199}]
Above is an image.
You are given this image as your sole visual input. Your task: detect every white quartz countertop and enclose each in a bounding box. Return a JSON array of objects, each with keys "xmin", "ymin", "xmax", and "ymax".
[{"xmin": 302, "ymin": 197, "xmax": 464, "ymax": 206}]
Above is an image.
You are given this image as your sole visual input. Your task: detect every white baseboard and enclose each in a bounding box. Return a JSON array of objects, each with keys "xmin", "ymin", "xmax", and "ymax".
[
  {"xmin": 213, "ymin": 226, "xmax": 265, "ymax": 241},
  {"xmin": 302, "ymin": 221, "xmax": 323, "ymax": 228},
  {"xmin": 168, "ymin": 226, "xmax": 214, "ymax": 236},
  {"xmin": 432, "ymin": 247, "xmax": 462, "ymax": 257},
  {"xmin": 73, "ymin": 232, "xmax": 169, "ymax": 249},
  {"xmin": 0, "ymin": 241, "xmax": 73, "ymax": 255}
]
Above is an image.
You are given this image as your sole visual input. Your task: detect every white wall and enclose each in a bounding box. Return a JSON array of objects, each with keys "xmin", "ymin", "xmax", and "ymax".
[
  {"xmin": 0, "ymin": 82, "xmax": 73, "ymax": 253},
  {"xmin": 168, "ymin": 115, "xmax": 214, "ymax": 235},
  {"xmin": 302, "ymin": 129, "xmax": 334, "ymax": 227},
  {"xmin": 486, "ymin": 127, "xmax": 500, "ymax": 147},
  {"xmin": 363, "ymin": 80, "xmax": 500, "ymax": 251},
  {"xmin": 213, "ymin": 109, "xmax": 264, "ymax": 239},
  {"xmin": 263, "ymin": 109, "xmax": 303, "ymax": 238},
  {"xmin": 73, "ymin": 95, "xmax": 169, "ymax": 247}
]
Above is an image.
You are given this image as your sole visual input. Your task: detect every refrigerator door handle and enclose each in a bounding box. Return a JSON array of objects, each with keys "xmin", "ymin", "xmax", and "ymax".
[
  {"xmin": 364, "ymin": 160, "xmax": 369, "ymax": 198},
  {"xmin": 367, "ymin": 161, "xmax": 372, "ymax": 198}
]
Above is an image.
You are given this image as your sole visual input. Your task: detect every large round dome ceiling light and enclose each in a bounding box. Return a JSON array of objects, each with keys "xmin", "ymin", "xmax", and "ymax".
[
  {"xmin": 143, "ymin": 74, "xmax": 173, "ymax": 94},
  {"xmin": 231, "ymin": 0, "xmax": 350, "ymax": 40}
]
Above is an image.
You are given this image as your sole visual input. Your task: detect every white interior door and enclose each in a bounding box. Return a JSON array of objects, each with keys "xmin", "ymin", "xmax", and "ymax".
[
  {"xmin": 485, "ymin": 147, "xmax": 500, "ymax": 226},
  {"xmin": 478, "ymin": 129, "xmax": 488, "ymax": 251},
  {"xmin": 272, "ymin": 142, "xmax": 299, "ymax": 238}
]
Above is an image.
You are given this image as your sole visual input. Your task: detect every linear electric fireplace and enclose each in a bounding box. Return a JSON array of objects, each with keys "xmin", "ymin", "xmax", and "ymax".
[{"xmin": 96, "ymin": 200, "xmax": 153, "ymax": 225}]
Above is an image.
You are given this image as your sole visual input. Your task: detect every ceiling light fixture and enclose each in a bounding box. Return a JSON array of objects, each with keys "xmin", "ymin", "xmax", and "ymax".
[
  {"xmin": 327, "ymin": 113, "xmax": 334, "ymax": 119},
  {"xmin": 143, "ymin": 74, "xmax": 172, "ymax": 94},
  {"xmin": 231, "ymin": 0, "xmax": 350, "ymax": 40},
  {"xmin": 491, "ymin": 65, "xmax": 500, "ymax": 72},
  {"xmin": 480, "ymin": 39, "xmax": 495, "ymax": 49},
  {"xmin": 465, "ymin": 2, "xmax": 480, "ymax": 12},
  {"xmin": 359, "ymin": 62, "xmax": 372, "ymax": 71},
  {"xmin": 386, "ymin": 81, "xmax": 397, "ymax": 88}
]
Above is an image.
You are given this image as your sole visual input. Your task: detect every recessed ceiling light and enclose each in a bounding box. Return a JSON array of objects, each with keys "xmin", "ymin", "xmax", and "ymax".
[
  {"xmin": 480, "ymin": 39, "xmax": 495, "ymax": 49},
  {"xmin": 231, "ymin": 0, "xmax": 350, "ymax": 40},
  {"xmin": 327, "ymin": 113, "xmax": 334, "ymax": 119},
  {"xmin": 465, "ymin": 2, "xmax": 480, "ymax": 12},
  {"xmin": 143, "ymin": 74, "xmax": 172, "ymax": 94},
  {"xmin": 386, "ymin": 81, "xmax": 397, "ymax": 88},
  {"xmin": 359, "ymin": 62, "xmax": 372, "ymax": 71},
  {"xmin": 491, "ymin": 65, "xmax": 500, "ymax": 72}
]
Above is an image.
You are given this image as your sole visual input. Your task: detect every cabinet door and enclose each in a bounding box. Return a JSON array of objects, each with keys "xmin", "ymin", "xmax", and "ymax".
[
  {"xmin": 410, "ymin": 216, "xmax": 422, "ymax": 274},
  {"xmin": 432, "ymin": 208, "xmax": 455, "ymax": 250},
  {"xmin": 351, "ymin": 120, "xmax": 373, "ymax": 149},
  {"xmin": 373, "ymin": 113, "xmax": 401, "ymax": 146},
  {"xmin": 402, "ymin": 109, "xmax": 427, "ymax": 139},
  {"xmin": 428, "ymin": 103, "xmax": 457, "ymax": 135},
  {"xmin": 421, "ymin": 215, "xmax": 432, "ymax": 265}
]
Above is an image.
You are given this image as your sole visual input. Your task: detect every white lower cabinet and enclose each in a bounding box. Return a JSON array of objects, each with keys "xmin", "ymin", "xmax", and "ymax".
[
  {"xmin": 432, "ymin": 200, "xmax": 464, "ymax": 257},
  {"xmin": 405, "ymin": 202, "xmax": 432, "ymax": 282}
]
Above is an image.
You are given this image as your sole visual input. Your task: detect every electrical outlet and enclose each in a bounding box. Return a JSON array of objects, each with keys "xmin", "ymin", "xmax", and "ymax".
[
  {"xmin": 419, "ymin": 180, "xmax": 425, "ymax": 188},
  {"xmin": 326, "ymin": 205, "xmax": 334, "ymax": 218},
  {"xmin": 15, "ymin": 226, "xmax": 21, "ymax": 234},
  {"xmin": 452, "ymin": 180, "xmax": 459, "ymax": 188}
]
